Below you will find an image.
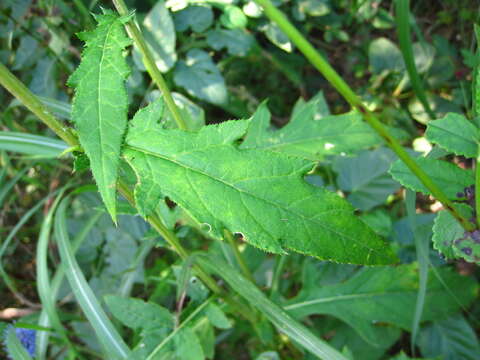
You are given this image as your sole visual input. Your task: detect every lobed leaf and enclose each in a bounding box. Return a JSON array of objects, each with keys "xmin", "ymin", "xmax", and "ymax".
[
  {"xmin": 124, "ymin": 99, "xmax": 396, "ymax": 265},
  {"xmin": 68, "ymin": 11, "xmax": 132, "ymax": 221},
  {"xmin": 241, "ymin": 100, "xmax": 381, "ymax": 161},
  {"xmin": 425, "ymin": 113, "xmax": 478, "ymax": 158}
]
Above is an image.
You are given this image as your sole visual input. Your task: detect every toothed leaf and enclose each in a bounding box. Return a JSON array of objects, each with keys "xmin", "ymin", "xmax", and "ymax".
[
  {"xmin": 389, "ymin": 157, "xmax": 474, "ymax": 198},
  {"xmin": 425, "ymin": 113, "xmax": 479, "ymax": 158},
  {"xmin": 68, "ymin": 11, "xmax": 132, "ymax": 221},
  {"xmin": 123, "ymin": 100, "xmax": 396, "ymax": 265},
  {"xmin": 240, "ymin": 100, "xmax": 381, "ymax": 161}
]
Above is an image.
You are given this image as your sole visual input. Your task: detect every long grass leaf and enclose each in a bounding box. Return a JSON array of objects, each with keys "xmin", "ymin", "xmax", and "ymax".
[
  {"xmin": 0, "ymin": 167, "xmax": 28, "ymax": 206},
  {"xmin": 196, "ymin": 254, "xmax": 347, "ymax": 360},
  {"xmin": 36, "ymin": 210, "xmax": 103, "ymax": 359},
  {"xmin": 395, "ymin": 0, "xmax": 435, "ymax": 119},
  {"xmin": 0, "ymin": 191, "xmax": 56, "ymax": 303},
  {"xmin": 406, "ymin": 190, "xmax": 428, "ymax": 354},
  {"xmin": 54, "ymin": 197, "xmax": 131, "ymax": 359},
  {"xmin": 0, "ymin": 131, "xmax": 67, "ymax": 158}
]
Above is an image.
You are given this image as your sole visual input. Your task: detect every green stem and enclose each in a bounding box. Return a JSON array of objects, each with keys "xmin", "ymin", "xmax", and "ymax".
[
  {"xmin": 111, "ymin": 0, "xmax": 188, "ymax": 131},
  {"xmin": 253, "ymin": 0, "xmax": 475, "ymax": 232},
  {"xmin": 0, "ymin": 63, "xmax": 78, "ymax": 146},
  {"xmin": 224, "ymin": 230, "xmax": 255, "ymax": 283},
  {"xmin": 395, "ymin": 0, "xmax": 435, "ymax": 119}
]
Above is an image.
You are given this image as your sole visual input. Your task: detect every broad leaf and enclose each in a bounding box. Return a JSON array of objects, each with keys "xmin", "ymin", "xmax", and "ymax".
[
  {"xmin": 123, "ymin": 100, "xmax": 396, "ymax": 265},
  {"xmin": 206, "ymin": 29, "xmax": 254, "ymax": 56},
  {"xmin": 333, "ymin": 148, "xmax": 401, "ymax": 211},
  {"xmin": 284, "ymin": 264, "xmax": 478, "ymax": 346},
  {"xmin": 173, "ymin": 49, "xmax": 227, "ymax": 105},
  {"xmin": 369, "ymin": 37, "xmax": 404, "ymax": 74},
  {"xmin": 174, "ymin": 5, "xmax": 213, "ymax": 33},
  {"xmin": 68, "ymin": 11, "xmax": 132, "ymax": 221},
  {"xmin": 425, "ymin": 113, "xmax": 478, "ymax": 158},
  {"xmin": 241, "ymin": 101, "xmax": 381, "ymax": 160},
  {"xmin": 418, "ymin": 314, "xmax": 480, "ymax": 360},
  {"xmin": 104, "ymin": 295, "xmax": 173, "ymax": 331},
  {"xmin": 389, "ymin": 157, "xmax": 474, "ymax": 198},
  {"xmin": 133, "ymin": 0, "xmax": 176, "ymax": 73}
]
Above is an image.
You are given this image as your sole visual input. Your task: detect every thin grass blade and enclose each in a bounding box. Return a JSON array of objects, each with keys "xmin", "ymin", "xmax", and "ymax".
[
  {"xmin": 0, "ymin": 131, "xmax": 67, "ymax": 158},
  {"xmin": 54, "ymin": 197, "xmax": 131, "ymax": 359},
  {"xmin": 395, "ymin": 0, "xmax": 435, "ymax": 119},
  {"xmin": 196, "ymin": 254, "xmax": 348, "ymax": 360}
]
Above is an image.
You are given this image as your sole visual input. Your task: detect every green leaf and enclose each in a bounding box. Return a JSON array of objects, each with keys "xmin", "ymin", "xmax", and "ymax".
[
  {"xmin": 104, "ymin": 295, "xmax": 174, "ymax": 331},
  {"xmin": 333, "ymin": 148, "xmax": 401, "ymax": 211},
  {"xmin": 418, "ymin": 314, "xmax": 480, "ymax": 360},
  {"xmin": 284, "ymin": 264, "xmax": 478, "ymax": 346},
  {"xmin": 0, "ymin": 131, "xmax": 67, "ymax": 157},
  {"xmin": 68, "ymin": 11, "xmax": 132, "ymax": 221},
  {"xmin": 54, "ymin": 198, "xmax": 131, "ymax": 358},
  {"xmin": 174, "ymin": 5, "xmax": 213, "ymax": 33},
  {"xmin": 220, "ymin": 5, "xmax": 248, "ymax": 29},
  {"xmin": 389, "ymin": 157, "xmax": 474, "ymax": 198},
  {"xmin": 173, "ymin": 49, "xmax": 227, "ymax": 105},
  {"xmin": 133, "ymin": 0, "xmax": 176, "ymax": 73},
  {"xmin": 241, "ymin": 101, "xmax": 381, "ymax": 161},
  {"xmin": 174, "ymin": 327, "xmax": 205, "ymax": 360},
  {"xmin": 425, "ymin": 113, "xmax": 478, "ymax": 158},
  {"xmin": 369, "ymin": 37, "xmax": 404, "ymax": 74},
  {"xmin": 206, "ymin": 29, "xmax": 254, "ymax": 56},
  {"xmin": 452, "ymin": 231, "xmax": 480, "ymax": 264},
  {"xmin": 432, "ymin": 204, "xmax": 472, "ymax": 260},
  {"xmin": 264, "ymin": 23, "xmax": 293, "ymax": 52},
  {"xmin": 204, "ymin": 303, "xmax": 231, "ymax": 329},
  {"xmin": 124, "ymin": 100, "xmax": 396, "ymax": 265}
]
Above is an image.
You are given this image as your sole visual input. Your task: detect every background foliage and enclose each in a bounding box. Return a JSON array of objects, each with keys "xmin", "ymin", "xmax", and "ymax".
[{"xmin": 0, "ymin": 0, "xmax": 479, "ymax": 359}]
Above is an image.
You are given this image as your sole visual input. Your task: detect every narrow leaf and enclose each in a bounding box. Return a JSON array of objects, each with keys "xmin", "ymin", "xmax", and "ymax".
[
  {"xmin": 197, "ymin": 255, "xmax": 348, "ymax": 360},
  {"xmin": 54, "ymin": 198, "xmax": 131, "ymax": 359},
  {"xmin": 68, "ymin": 11, "xmax": 132, "ymax": 221},
  {"xmin": 124, "ymin": 101, "xmax": 396, "ymax": 265},
  {"xmin": 0, "ymin": 131, "xmax": 67, "ymax": 157},
  {"xmin": 389, "ymin": 157, "xmax": 474, "ymax": 198},
  {"xmin": 425, "ymin": 113, "xmax": 478, "ymax": 158}
]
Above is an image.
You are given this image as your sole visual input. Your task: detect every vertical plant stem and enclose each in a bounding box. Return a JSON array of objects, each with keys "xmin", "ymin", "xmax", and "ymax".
[
  {"xmin": 224, "ymin": 230, "xmax": 255, "ymax": 283},
  {"xmin": 395, "ymin": 0, "xmax": 435, "ymax": 119},
  {"xmin": 0, "ymin": 63, "xmax": 78, "ymax": 146},
  {"xmin": 111, "ymin": 0, "xmax": 188, "ymax": 131},
  {"xmin": 253, "ymin": 0, "xmax": 475, "ymax": 231}
]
